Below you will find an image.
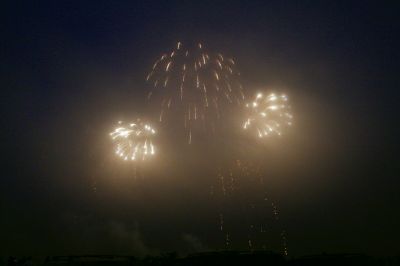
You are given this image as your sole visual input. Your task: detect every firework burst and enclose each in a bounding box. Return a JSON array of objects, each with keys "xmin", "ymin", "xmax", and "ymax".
[
  {"xmin": 110, "ymin": 120, "xmax": 156, "ymax": 161},
  {"xmin": 243, "ymin": 92, "xmax": 293, "ymax": 138},
  {"xmin": 146, "ymin": 42, "xmax": 244, "ymax": 143}
]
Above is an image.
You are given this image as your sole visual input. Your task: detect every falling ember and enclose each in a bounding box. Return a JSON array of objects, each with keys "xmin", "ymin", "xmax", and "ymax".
[
  {"xmin": 226, "ymin": 233, "xmax": 230, "ymax": 247},
  {"xmin": 243, "ymin": 92, "xmax": 293, "ymax": 138},
  {"xmin": 212, "ymin": 160, "xmax": 289, "ymax": 253},
  {"xmin": 166, "ymin": 61, "xmax": 172, "ymax": 71},
  {"xmin": 281, "ymin": 230, "xmax": 289, "ymax": 256},
  {"xmin": 146, "ymin": 41, "xmax": 244, "ymax": 143},
  {"xmin": 109, "ymin": 120, "xmax": 157, "ymax": 161},
  {"xmin": 248, "ymin": 239, "xmax": 253, "ymax": 250}
]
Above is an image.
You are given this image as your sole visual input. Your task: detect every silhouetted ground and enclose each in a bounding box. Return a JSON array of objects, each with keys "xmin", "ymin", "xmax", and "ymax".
[{"xmin": 2, "ymin": 252, "xmax": 400, "ymax": 266}]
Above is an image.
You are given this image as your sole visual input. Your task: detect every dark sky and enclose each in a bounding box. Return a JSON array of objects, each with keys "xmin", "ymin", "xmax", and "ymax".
[{"xmin": 1, "ymin": 0, "xmax": 399, "ymax": 256}]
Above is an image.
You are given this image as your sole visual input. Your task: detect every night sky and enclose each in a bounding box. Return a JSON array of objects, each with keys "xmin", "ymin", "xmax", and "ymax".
[{"xmin": 2, "ymin": 1, "xmax": 399, "ymax": 256}]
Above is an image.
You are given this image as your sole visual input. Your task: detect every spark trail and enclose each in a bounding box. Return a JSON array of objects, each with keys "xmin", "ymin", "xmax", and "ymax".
[{"xmin": 147, "ymin": 42, "xmax": 244, "ymax": 143}]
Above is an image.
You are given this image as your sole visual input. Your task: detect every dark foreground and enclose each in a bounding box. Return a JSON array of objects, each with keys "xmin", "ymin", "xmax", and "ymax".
[{"xmin": 3, "ymin": 252, "xmax": 400, "ymax": 266}]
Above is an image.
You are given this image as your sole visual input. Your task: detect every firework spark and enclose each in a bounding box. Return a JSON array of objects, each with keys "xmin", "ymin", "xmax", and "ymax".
[
  {"xmin": 110, "ymin": 120, "xmax": 156, "ymax": 161},
  {"xmin": 243, "ymin": 92, "xmax": 293, "ymax": 138},
  {"xmin": 146, "ymin": 42, "xmax": 244, "ymax": 143},
  {"xmin": 213, "ymin": 159, "xmax": 288, "ymax": 253}
]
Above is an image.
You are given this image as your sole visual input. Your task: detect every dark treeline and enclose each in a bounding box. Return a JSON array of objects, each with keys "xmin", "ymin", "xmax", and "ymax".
[{"xmin": 3, "ymin": 252, "xmax": 400, "ymax": 266}]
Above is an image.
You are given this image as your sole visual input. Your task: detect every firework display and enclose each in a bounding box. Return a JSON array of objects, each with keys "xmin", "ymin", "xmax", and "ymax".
[
  {"xmin": 110, "ymin": 120, "xmax": 156, "ymax": 161},
  {"xmin": 243, "ymin": 92, "xmax": 293, "ymax": 138},
  {"xmin": 107, "ymin": 41, "xmax": 295, "ymax": 255},
  {"xmin": 146, "ymin": 42, "xmax": 244, "ymax": 143}
]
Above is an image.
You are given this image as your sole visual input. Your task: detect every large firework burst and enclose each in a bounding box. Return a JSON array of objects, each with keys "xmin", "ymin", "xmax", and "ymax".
[
  {"xmin": 146, "ymin": 42, "xmax": 244, "ymax": 143},
  {"xmin": 110, "ymin": 120, "xmax": 156, "ymax": 161},
  {"xmin": 243, "ymin": 92, "xmax": 293, "ymax": 138}
]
